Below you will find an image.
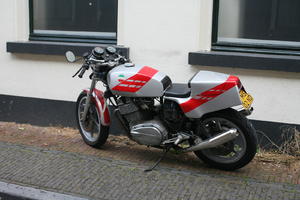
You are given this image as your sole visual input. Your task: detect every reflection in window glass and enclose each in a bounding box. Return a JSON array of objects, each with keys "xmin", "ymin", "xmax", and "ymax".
[
  {"xmin": 33, "ymin": 0, "xmax": 117, "ymax": 38},
  {"xmin": 218, "ymin": 0, "xmax": 300, "ymax": 46}
]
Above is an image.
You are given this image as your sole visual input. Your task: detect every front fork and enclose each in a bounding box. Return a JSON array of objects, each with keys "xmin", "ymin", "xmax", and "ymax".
[{"xmin": 82, "ymin": 79, "xmax": 97, "ymax": 121}]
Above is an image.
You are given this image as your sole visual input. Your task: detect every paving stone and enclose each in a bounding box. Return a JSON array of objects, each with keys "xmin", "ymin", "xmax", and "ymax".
[{"xmin": 0, "ymin": 141, "xmax": 299, "ymax": 200}]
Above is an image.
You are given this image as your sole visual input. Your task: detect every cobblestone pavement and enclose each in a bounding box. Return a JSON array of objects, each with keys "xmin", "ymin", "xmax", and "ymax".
[
  {"xmin": 0, "ymin": 142, "xmax": 299, "ymax": 200},
  {"xmin": 1, "ymin": 122, "xmax": 299, "ymax": 186}
]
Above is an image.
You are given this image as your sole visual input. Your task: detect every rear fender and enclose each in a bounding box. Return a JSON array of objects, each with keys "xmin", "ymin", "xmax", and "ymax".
[{"xmin": 83, "ymin": 89, "xmax": 110, "ymax": 126}]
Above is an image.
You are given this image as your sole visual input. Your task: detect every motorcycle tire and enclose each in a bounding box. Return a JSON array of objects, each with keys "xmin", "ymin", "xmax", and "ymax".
[
  {"xmin": 76, "ymin": 92, "xmax": 109, "ymax": 148},
  {"xmin": 194, "ymin": 108, "xmax": 258, "ymax": 171}
]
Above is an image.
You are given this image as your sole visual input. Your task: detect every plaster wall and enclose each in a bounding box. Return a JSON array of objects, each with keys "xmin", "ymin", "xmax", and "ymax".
[{"xmin": 0, "ymin": 0, "xmax": 92, "ymax": 101}]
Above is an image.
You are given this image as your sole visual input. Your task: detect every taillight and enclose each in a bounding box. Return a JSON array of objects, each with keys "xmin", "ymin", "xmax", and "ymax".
[{"xmin": 237, "ymin": 79, "xmax": 242, "ymax": 90}]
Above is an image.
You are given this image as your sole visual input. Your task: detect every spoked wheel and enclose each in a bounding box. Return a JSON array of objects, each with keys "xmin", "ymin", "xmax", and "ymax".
[
  {"xmin": 194, "ymin": 108, "xmax": 257, "ymax": 170},
  {"xmin": 76, "ymin": 92, "xmax": 109, "ymax": 148}
]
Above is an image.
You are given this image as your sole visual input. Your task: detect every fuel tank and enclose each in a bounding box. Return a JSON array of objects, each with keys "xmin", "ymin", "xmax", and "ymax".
[{"xmin": 107, "ymin": 64, "xmax": 172, "ymax": 97}]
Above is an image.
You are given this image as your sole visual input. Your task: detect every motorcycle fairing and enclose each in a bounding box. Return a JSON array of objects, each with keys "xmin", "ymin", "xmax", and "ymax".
[
  {"xmin": 83, "ymin": 89, "xmax": 110, "ymax": 126},
  {"xmin": 165, "ymin": 71, "xmax": 242, "ymax": 118}
]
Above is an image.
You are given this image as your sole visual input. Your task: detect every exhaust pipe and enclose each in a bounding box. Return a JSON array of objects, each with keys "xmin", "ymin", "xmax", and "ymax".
[{"xmin": 183, "ymin": 129, "xmax": 239, "ymax": 152}]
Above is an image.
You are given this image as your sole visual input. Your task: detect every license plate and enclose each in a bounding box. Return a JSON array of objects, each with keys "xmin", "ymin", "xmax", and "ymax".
[{"xmin": 239, "ymin": 90, "xmax": 253, "ymax": 110}]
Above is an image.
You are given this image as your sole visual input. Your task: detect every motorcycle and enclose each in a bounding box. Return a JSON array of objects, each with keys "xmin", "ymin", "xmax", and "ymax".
[{"xmin": 65, "ymin": 46, "xmax": 258, "ymax": 171}]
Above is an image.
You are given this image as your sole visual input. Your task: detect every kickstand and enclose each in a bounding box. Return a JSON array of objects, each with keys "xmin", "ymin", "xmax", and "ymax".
[{"xmin": 144, "ymin": 147, "xmax": 170, "ymax": 172}]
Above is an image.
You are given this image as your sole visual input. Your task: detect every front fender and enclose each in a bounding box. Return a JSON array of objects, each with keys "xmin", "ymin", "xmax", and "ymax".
[{"xmin": 83, "ymin": 89, "xmax": 110, "ymax": 126}]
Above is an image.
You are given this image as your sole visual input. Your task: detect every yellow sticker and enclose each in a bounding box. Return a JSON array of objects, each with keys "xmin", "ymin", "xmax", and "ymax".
[{"xmin": 239, "ymin": 90, "xmax": 253, "ymax": 110}]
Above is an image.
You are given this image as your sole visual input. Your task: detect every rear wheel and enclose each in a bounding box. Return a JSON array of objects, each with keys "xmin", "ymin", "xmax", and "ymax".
[
  {"xmin": 76, "ymin": 92, "xmax": 109, "ymax": 148},
  {"xmin": 194, "ymin": 108, "xmax": 257, "ymax": 170}
]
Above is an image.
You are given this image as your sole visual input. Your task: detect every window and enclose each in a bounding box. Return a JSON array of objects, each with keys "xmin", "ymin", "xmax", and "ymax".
[
  {"xmin": 29, "ymin": 0, "xmax": 118, "ymax": 44},
  {"xmin": 212, "ymin": 0, "xmax": 300, "ymax": 55}
]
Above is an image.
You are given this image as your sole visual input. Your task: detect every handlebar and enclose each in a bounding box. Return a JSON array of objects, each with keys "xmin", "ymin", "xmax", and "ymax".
[
  {"xmin": 88, "ymin": 57, "xmax": 105, "ymax": 63},
  {"xmin": 78, "ymin": 65, "xmax": 88, "ymax": 78},
  {"xmin": 71, "ymin": 49, "xmax": 128, "ymax": 78},
  {"xmin": 88, "ymin": 54, "xmax": 126, "ymax": 64}
]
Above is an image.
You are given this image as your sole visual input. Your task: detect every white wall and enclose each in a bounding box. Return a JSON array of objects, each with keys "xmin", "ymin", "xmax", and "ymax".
[
  {"xmin": 118, "ymin": 0, "xmax": 204, "ymax": 66},
  {"xmin": 0, "ymin": 0, "xmax": 300, "ymax": 125},
  {"xmin": 0, "ymin": 0, "xmax": 92, "ymax": 101},
  {"xmin": 117, "ymin": 0, "xmax": 213, "ymax": 85}
]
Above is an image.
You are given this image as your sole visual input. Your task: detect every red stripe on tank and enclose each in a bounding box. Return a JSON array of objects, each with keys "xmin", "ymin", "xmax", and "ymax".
[{"xmin": 112, "ymin": 66, "xmax": 158, "ymax": 92}]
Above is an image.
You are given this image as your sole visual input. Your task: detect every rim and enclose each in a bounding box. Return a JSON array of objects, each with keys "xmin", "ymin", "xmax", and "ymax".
[
  {"xmin": 77, "ymin": 96, "xmax": 101, "ymax": 142},
  {"xmin": 199, "ymin": 117, "xmax": 247, "ymax": 164}
]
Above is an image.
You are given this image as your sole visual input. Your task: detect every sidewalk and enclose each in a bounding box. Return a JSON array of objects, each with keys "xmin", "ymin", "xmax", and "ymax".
[
  {"xmin": 0, "ymin": 122, "xmax": 299, "ymax": 185},
  {"xmin": 0, "ymin": 141, "xmax": 299, "ymax": 200}
]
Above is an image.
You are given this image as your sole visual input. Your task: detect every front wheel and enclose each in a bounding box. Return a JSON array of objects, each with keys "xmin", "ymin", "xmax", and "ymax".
[
  {"xmin": 76, "ymin": 92, "xmax": 109, "ymax": 148},
  {"xmin": 193, "ymin": 108, "xmax": 257, "ymax": 170}
]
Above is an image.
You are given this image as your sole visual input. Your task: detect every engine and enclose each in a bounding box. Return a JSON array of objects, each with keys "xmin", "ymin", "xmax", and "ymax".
[
  {"xmin": 130, "ymin": 120, "xmax": 168, "ymax": 146},
  {"xmin": 117, "ymin": 97, "xmax": 168, "ymax": 146}
]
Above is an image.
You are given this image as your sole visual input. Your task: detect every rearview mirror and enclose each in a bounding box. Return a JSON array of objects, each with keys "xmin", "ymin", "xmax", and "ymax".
[{"xmin": 65, "ymin": 51, "xmax": 76, "ymax": 62}]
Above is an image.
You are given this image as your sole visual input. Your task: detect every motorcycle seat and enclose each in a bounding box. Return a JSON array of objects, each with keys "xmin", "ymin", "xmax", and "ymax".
[{"xmin": 164, "ymin": 83, "xmax": 191, "ymax": 98}]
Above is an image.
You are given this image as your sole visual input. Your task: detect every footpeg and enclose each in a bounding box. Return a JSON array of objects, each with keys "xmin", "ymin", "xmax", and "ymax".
[
  {"xmin": 162, "ymin": 133, "xmax": 190, "ymax": 145},
  {"xmin": 174, "ymin": 134, "xmax": 190, "ymax": 145}
]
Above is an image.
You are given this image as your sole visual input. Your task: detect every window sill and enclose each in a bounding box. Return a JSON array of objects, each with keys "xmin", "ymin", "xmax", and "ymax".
[
  {"xmin": 188, "ymin": 51, "xmax": 300, "ymax": 72},
  {"xmin": 6, "ymin": 41, "xmax": 129, "ymax": 58}
]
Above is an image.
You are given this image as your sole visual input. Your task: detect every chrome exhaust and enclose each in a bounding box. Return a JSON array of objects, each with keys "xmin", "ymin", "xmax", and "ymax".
[{"xmin": 183, "ymin": 129, "xmax": 239, "ymax": 152}]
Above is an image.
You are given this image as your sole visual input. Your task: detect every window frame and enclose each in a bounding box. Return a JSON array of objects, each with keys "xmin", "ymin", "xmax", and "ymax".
[
  {"xmin": 212, "ymin": 0, "xmax": 300, "ymax": 56},
  {"xmin": 28, "ymin": 0, "xmax": 118, "ymax": 44}
]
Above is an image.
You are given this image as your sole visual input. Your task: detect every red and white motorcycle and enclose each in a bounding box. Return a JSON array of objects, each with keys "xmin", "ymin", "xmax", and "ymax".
[{"xmin": 66, "ymin": 46, "xmax": 257, "ymax": 171}]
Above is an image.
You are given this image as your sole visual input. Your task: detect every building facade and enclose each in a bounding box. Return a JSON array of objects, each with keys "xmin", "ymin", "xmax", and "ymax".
[{"xmin": 1, "ymin": 0, "xmax": 300, "ymax": 146}]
